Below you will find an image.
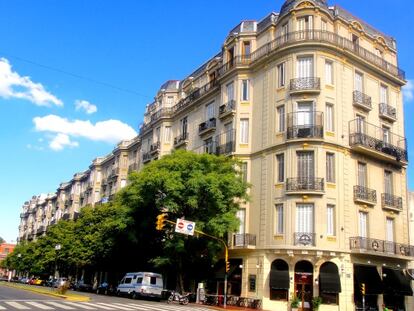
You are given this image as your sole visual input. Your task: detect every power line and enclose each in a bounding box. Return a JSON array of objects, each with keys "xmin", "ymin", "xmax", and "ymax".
[{"xmin": 0, "ymin": 51, "xmax": 152, "ymax": 99}]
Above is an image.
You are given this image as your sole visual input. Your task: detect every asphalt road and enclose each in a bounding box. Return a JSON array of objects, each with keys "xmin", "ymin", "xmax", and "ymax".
[{"xmin": 0, "ymin": 284, "xmax": 213, "ymax": 311}]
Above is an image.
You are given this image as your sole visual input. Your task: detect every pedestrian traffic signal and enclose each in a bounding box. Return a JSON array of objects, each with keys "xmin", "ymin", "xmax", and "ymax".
[
  {"xmin": 225, "ymin": 261, "xmax": 230, "ymax": 273},
  {"xmin": 360, "ymin": 283, "xmax": 366, "ymax": 295},
  {"xmin": 156, "ymin": 213, "xmax": 168, "ymax": 230}
]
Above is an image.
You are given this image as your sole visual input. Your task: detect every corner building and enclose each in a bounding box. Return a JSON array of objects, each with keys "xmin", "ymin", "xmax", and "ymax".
[{"xmin": 138, "ymin": 0, "xmax": 412, "ymax": 310}]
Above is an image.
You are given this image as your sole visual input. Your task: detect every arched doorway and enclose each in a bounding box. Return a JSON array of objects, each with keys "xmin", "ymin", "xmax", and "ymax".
[
  {"xmin": 269, "ymin": 259, "xmax": 289, "ymax": 301},
  {"xmin": 319, "ymin": 262, "xmax": 341, "ymax": 305},
  {"xmin": 295, "ymin": 260, "xmax": 313, "ymax": 311}
]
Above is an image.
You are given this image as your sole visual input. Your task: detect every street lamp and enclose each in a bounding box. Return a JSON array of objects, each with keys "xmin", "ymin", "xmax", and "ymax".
[{"xmin": 54, "ymin": 244, "xmax": 61, "ymax": 278}]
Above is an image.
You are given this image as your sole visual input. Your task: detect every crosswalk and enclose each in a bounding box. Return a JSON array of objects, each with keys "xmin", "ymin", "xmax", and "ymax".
[{"xmin": 0, "ymin": 300, "xmax": 214, "ymax": 311}]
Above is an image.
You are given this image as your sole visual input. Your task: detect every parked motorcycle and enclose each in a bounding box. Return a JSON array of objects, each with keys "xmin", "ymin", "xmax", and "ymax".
[{"xmin": 167, "ymin": 291, "xmax": 190, "ymax": 305}]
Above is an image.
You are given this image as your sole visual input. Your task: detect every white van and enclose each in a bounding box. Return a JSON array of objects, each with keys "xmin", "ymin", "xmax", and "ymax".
[{"xmin": 117, "ymin": 272, "xmax": 163, "ymax": 299}]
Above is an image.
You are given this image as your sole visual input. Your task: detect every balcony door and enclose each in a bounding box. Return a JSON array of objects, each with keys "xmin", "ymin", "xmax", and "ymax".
[
  {"xmin": 357, "ymin": 162, "xmax": 367, "ymax": 188},
  {"xmin": 355, "ymin": 71, "xmax": 364, "ymax": 93},
  {"xmin": 384, "ymin": 170, "xmax": 393, "ymax": 195},
  {"xmin": 359, "ymin": 211, "xmax": 368, "ymax": 238},
  {"xmin": 297, "ymin": 16, "xmax": 313, "ymax": 40},
  {"xmin": 386, "ymin": 218, "xmax": 394, "ymax": 242},
  {"xmin": 296, "ymin": 204, "xmax": 314, "ymax": 234},
  {"xmin": 297, "ymin": 151, "xmax": 314, "ymax": 189},
  {"xmin": 297, "ymin": 57, "xmax": 313, "ymax": 78},
  {"xmin": 296, "ymin": 102, "xmax": 314, "ymax": 128}
]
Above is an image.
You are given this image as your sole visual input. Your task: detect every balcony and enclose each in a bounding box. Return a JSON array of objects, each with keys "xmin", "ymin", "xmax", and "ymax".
[
  {"xmin": 381, "ymin": 193, "xmax": 403, "ymax": 212},
  {"xmin": 294, "ymin": 232, "xmax": 316, "ymax": 246},
  {"xmin": 87, "ymin": 181, "xmax": 94, "ymax": 189},
  {"xmin": 229, "ymin": 233, "xmax": 256, "ymax": 248},
  {"xmin": 139, "ymin": 108, "xmax": 173, "ymax": 135},
  {"xmin": 199, "ymin": 118, "xmax": 217, "ymax": 135},
  {"xmin": 142, "ymin": 152, "xmax": 152, "ymax": 163},
  {"xmin": 219, "ymin": 100, "xmax": 236, "ymax": 120},
  {"xmin": 350, "ymin": 237, "xmax": 414, "ymax": 258},
  {"xmin": 289, "ymin": 77, "xmax": 320, "ymax": 94},
  {"xmin": 128, "ymin": 163, "xmax": 138, "ymax": 173},
  {"xmin": 349, "ymin": 119, "xmax": 408, "ymax": 165},
  {"xmin": 174, "ymin": 132, "xmax": 189, "ymax": 148},
  {"xmin": 353, "ymin": 185, "xmax": 377, "ymax": 205},
  {"xmin": 150, "ymin": 141, "xmax": 160, "ymax": 155},
  {"xmin": 286, "ymin": 112, "xmax": 323, "ymax": 140},
  {"xmin": 353, "ymin": 90, "xmax": 372, "ymax": 111},
  {"xmin": 217, "ymin": 55, "xmax": 251, "ymax": 77},
  {"xmin": 215, "ymin": 129, "xmax": 236, "ymax": 156},
  {"xmin": 20, "ymin": 212, "xmax": 29, "ymax": 218},
  {"xmin": 36, "ymin": 225, "xmax": 46, "ymax": 235},
  {"xmin": 108, "ymin": 168, "xmax": 120, "ymax": 179},
  {"xmin": 379, "ymin": 103, "xmax": 397, "ymax": 122},
  {"xmin": 286, "ymin": 177, "xmax": 324, "ymax": 195}
]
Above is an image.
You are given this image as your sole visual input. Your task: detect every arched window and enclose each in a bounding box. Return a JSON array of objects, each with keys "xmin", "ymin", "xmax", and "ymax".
[
  {"xmin": 269, "ymin": 259, "xmax": 289, "ymax": 301},
  {"xmin": 319, "ymin": 262, "xmax": 341, "ymax": 305}
]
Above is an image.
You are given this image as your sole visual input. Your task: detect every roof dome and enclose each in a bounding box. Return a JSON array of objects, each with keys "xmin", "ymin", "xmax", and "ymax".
[{"xmin": 280, "ymin": 0, "xmax": 329, "ymax": 17}]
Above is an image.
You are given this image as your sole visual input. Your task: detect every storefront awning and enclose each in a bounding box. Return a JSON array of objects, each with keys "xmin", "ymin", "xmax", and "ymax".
[
  {"xmin": 383, "ymin": 268, "xmax": 413, "ymax": 296},
  {"xmin": 269, "ymin": 270, "xmax": 290, "ymax": 290},
  {"xmin": 319, "ymin": 271, "xmax": 341, "ymax": 293},
  {"xmin": 354, "ymin": 265, "xmax": 383, "ymax": 295}
]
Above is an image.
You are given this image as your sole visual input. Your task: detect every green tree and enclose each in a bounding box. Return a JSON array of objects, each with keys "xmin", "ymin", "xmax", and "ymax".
[
  {"xmin": 0, "ymin": 237, "xmax": 5, "ymax": 244},
  {"xmin": 117, "ymin": 150, "xmax": 249, "ymax": 291}
]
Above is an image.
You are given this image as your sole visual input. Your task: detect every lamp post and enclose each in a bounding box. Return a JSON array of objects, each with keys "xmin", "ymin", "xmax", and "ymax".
[{"xmin": 54, "ymin": 244, "xmax": 61, "ymax": 278}]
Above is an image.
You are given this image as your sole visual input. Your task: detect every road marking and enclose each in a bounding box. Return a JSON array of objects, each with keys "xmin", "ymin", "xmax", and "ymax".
[
  {"xmin": 0, "ymin": 304, "xmax": 6, "ymax": 310},
  {"xmin": 120, "ymin": 303, "xmax": 155, "ymax": 310},
  {"xmin": 64, "ymin": 302, "xmax": 97, "ymax": 309},
  {"xmin": 25, "ymin": 301, "xmax": 55, "ymax": 309},
  {"xmin": 45, "ymin": 301, "xmax": 76, "ymax": 309},
  {"xmin": 95, "ymin": 303, "xmax": 136, "ymax": 310},
  {"xmin": 5, "ymin": 301, "xmax": 30, "ymax": 310}
]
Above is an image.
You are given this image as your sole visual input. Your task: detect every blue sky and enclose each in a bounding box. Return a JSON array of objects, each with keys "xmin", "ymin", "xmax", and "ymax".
[{"xmin": 0, "ymin": 0, "xmax": 413, "ymax": 243}]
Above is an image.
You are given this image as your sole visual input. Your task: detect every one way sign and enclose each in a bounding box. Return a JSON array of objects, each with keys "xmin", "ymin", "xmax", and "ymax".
[{"xmin": 175, "ymin": 219, "xmax": 196, "ymax": 236}]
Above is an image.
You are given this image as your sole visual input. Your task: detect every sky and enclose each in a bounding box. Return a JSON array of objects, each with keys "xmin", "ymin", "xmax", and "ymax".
[{"xmin": 0, "ymin": 0, "xmax": 413, "ymax": 243}]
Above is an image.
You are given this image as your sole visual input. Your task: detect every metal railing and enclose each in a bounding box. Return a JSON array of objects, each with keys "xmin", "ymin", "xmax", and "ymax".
[
  {"xmin": 215, "ymin": 129, "xmax": 236, "ymax": 155},
  {"xmin": 353, "ymin": 90, "xmax": 372, "ymax": 110},
  {"xmin": 354, "ymin": 185, "xmax": 377, "ymax": 204},
  {"xmin": 350, "ymin": 236, "xmax": 414, "ymax": 257},
  {"xmin": 150, "ymin": 141, "xmax": 160, "ymax": 153},
  {"xmin": 199, "ymin": 118, "xmax": 217, "ymax": 133},
  {"xmin": 142, "ymin": 152, "xmax": 152, "ymax": 163},
  {"xmin": 379, "ymin": 103, "xmax": 397, "ymax": 120},
  {"xmin": 290, "ymin": 77, "xmax": 320, "ymax": 92},
  {"xmin": 174, "ymin": 132, "xmax": 189, "ymax": 146},
  {"xmin": 349, "ymin": 119, "xmax": 407, "ymax": 162},
  {"xmin": 294, "ymin": 232, "xmax": 316, "ymax": 246},
  {"xmin": 381, "ymin": 193, "xmax": 403, "ymax": 210},
  {"xmin": 217, "ymin": 56, "xmax": 251, "ymax": 76},
  {"xmin": 286, "ymin": 111, "xmax": 323, "ymax": 140},
  {"xmin": 219, "ymin": 100, "xmax": 236, "ymax": 116},
  {"xmin": 286, "ymin": 178, "xmax": 324, "ymax": 192},
  {"xmin": 249, "ymin": 30, "xmax": 405, "ymax": 80},
  {"xmin": 229, "ymin": 233, "xmax": 257, "ymax": 247}
]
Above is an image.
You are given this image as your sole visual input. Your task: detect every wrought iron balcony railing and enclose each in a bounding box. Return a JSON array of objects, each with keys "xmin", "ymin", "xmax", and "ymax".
[
  {"xmin": 199, "ymin": 118, "xmax": 217, "ymax": 134},
  {"xmin": 379, "ymin": 103, "xmax": 397, "ymax": 121},
  {"xmin": 294, "ymin": 232, "xmax": 316, "ymax": 246},
  {"xmin": 353, "ymin": 185, "xmax": 377, "ymax": 204},
  {"xmin": 381, "ymin": 193, "xmax": 403, "ymax": 211},
  {"xmin": 150, "ymin": 141, "xmax": 160, "ymax": 154},
  {"xmin": 215, "ymin": 129, "xmax": 236, "ymax": 156},
  {"xmin": 219, "ymin": 100, "xmax": 236, "ymax": 118},
  {"xmin": 286, "ymin": 177, "xmax": 324, "ymax": 192},
  {"xmin": 217, "ymin": 56, "xmax": 251, "ymax": 76},
  {"xmin": 286, "ymin": 111, "xmax": 323, "ymax": 140},
  {"xmin": 353, "ymin": 90, "xmax": 372, "ymax": 110},
  {"xmin": 350, "ymin": 237, "xmax": 414, "ymax": 257},
  {"xmin": 290, "ymin": 77, "xmax": 320, "ymax": 93},
  {"xmin": 174, "ymin": 132, "xmax": 189, "ymax": 146},
  {"xmin": 229, "ymin": 233, "xmax": 257, "ymax": 248},
  {"xmin": 142, "ymin": 152, "xmax": 152, "ymax": 163},
  {"xmin": 349, "ymin": 119, "xmax": 408, "ymax": 163}
]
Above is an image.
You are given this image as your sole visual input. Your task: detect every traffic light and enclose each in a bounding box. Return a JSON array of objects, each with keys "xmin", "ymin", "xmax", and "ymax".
[
  {"xmin": 360, "ymin": 283, "xmax": 366, "ymax": 295},
  {"xmin": 156, "ymin": 213, "xmax": 168, "ymax": 230},
  {"xmin": 225, "ymin": 261, "xmax": 230, "ymax": 273}
]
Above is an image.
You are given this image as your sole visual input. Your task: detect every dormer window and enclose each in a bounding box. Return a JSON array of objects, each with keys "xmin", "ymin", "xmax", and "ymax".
[{"xmin": 242, "ymin": 41, "xmax": 251, "ymax": 58}]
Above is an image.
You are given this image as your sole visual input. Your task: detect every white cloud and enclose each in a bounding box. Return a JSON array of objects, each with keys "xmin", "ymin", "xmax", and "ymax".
[
  {"xmin": 75, "ymin": 99, "xmax": 97, "ymax": 114},
  {"xmin": 33, "ymin": 114, "xmax": 137, "ymax": 150},
  {"xmin": 49, "ymin": 133, "xmax": 79, "ymax": 151},
  {"xmin": 403, "ymin": 79, "xmax": 413, "ymax": 103},
  {"xmin": 0, "ymin": 58, "xmax": 63, "ymax": 106}
]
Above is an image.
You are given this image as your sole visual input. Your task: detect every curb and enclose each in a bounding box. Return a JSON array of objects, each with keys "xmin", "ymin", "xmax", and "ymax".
[{"xmin": 0, "ymin": 282, "xmax": 90, "ymax": 302}]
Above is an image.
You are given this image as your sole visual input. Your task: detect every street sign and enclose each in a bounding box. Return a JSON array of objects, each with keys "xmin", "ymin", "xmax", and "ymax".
[{"xmin": 175, "ymin": 219, "xmax": 196, "ymax": 236}]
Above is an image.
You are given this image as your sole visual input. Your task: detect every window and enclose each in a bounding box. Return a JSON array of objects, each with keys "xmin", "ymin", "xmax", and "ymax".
[
  {"xmin": 380, "ymin": 84, "xmax": 388, "ymax": 104},
  {"xmin": 180, "ymin": 117, "xmax": 188, "ymax": 134},
  {"xmin": 281, "ymin": 23, "xmax": 289, "ymax": 42},
  {"xmin": 297, "ymin": 56, "xmax": 313, "ymax": 78},
  {"xmin": 164, "ymin": 126, "xmax": 171, "ymax": 142},
  {"xmin": 297, "ymin": 151, "xmax": 314, "ymax": 180},
  {"xmin": 357, "ymin": 162, "xmax": 367, "ymax": 187},
  {"xmin": 352, "ymin": 34, "xmax": 359, "ymax": 45},
  {"xmin": 326, "ymin": 103, "xmax": 334, "ymax": 132},
  {"xmin": 355, "ymin": 71, "xmax": 364, "ymax": 92},
  {"xmin": 166, "ymin": 96, "xmax": 174, "ymax": 105},
  {"xmin": 243, "ymin": 41, "xmax": 251, "ymax": 56},
  {"xmin": 124, "ymin": 277, "xmax": 132, "ymax": 284},
  {"xmin": 384, "ymin": 170, "xmax": 393, "ymax": 195},
  {"xmin": 277, "ymin": 105, "xmax": 285, "ymax": 132},
  {"xmin": 136, "ymin": 277, "xmax": 143, "ymax": 284},
  {"xmin": 321, "ymin": 19, "xmax": 327, "ymax": 32},
  {"xmin": 204, "ymin": 137, "xmax": 214, "ymax": 154},
  {"xmin": 386, "ymin": 218, "xmax": 394, "ymax": 242},
  {"xmin": 326, "ymin": 153, "xmax": 335, "ymax": 183},
  {"xmin": 325, "ymin": 60, "xmax": 333, "ymax": 85},
  {"xmin": 248, "ymin": 275, "xmax": 256, "ymax": 292},
  {"xmin": 120, "ymin": 179, "xmax": 127, "ymax": 188},
  {"xmin": 356, "ymin": 115, "xmax": 366, "ymax": 134},
  {"xmin": 241, "ymin": 162, "xmax": 248, "ymax": 183},
  {"xmin": 276, "ymin": 154, "xmax": 285, "ymax": 182},
  {"xmin": 359, "ymin": 211, "xmax": 368, "ymax": 238},
  {"xmin": 226, "ymin": 82, "xmax": 234, "ymax": 102},
  {"xmin": 297, "ymin": 16, "xmax": 313, "ymax": 32},
  {"xmin": 150, "ymin": 277, "xmax": 157, "ymax": 285},
  {"xmin": 155, "ymin": 127, "xmax": 161, "ymax": 142},
  {"xmin": 277, "ymin": 63, "xmax": 286, "ymax": 87},
  {"xmin": 275, "ymin": 204, "xmax": 284, "ymax": 234},
  {"xmin": 206, "ymin": 102, "xmax": 215, "ymax": 120},
  {"xmin": 382, "ymin": 126, "xmax": 390, "ymax": 144},
  {"xmin": 327, "ymin": 205, "xmax": 335, "ymax": 236},
  {"xmin": 296, "ymin": 204, "xmax": 314, "ymax": 234},
  {"xmin": 241, "ymin": 80, "xmax": 249, "ymax": 101},
  {"xmin": 240, "ymin": 119, "xmax": 249, "ymax": 144},
  {"xmin": 236, "ymin": 209, "xmax": 246, "ymax": 234}
]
